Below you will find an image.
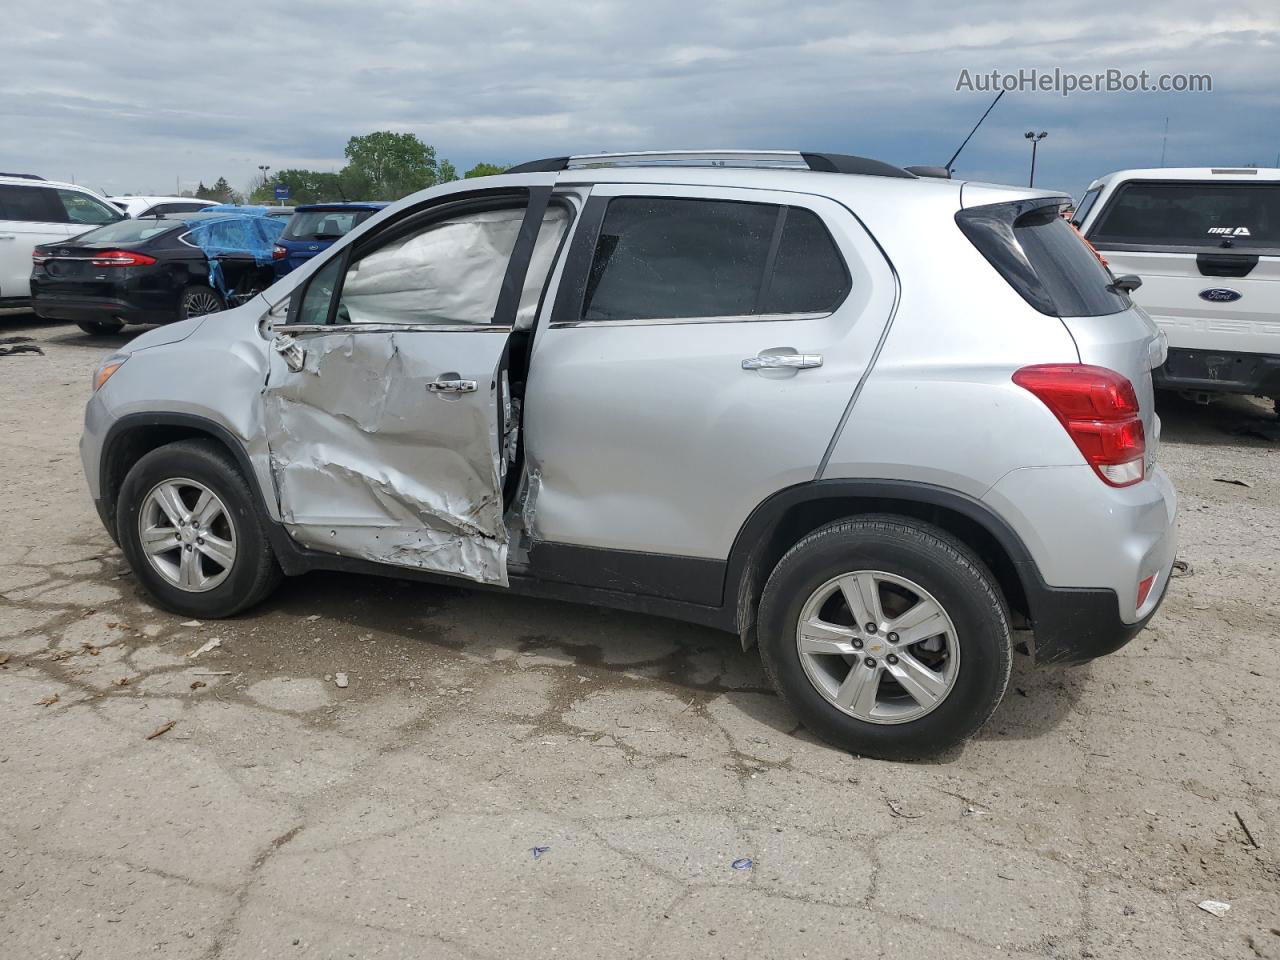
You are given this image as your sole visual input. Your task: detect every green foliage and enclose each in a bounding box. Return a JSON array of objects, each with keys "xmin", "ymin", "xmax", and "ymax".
[
  {"xmin": 205, "ymin": 177, "xmax": 242, "ymax": 204},
  {"xmin": 464, "ymin": 162, "xmax": 506, "ymax": 179},
  {"xmin": 231, "ymin": 133, "xmax": 500, "ymax": 205}
]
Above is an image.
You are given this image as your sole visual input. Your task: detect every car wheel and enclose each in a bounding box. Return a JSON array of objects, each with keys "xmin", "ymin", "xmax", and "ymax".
[
  {"xmin": 180, "ymin": 285, "xmax": 224, "ymax": 320},
  {"xmin": 76, "ymin": 319, "xmax": 124, "ymax": 336},
  {"xmin": 757, "ymin": 515, "xmax": 1011, "ymax": 760},
  {"xmin": 116, "ymin": 439, "xmax": 281, "ymax": 618}
]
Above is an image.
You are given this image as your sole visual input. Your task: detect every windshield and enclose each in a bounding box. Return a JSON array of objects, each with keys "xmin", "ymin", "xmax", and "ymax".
[
  {"xmin": 1089, "ymin": 181, "xmax": 1280, "ymax": 248},
  {"xmin": 69, "ymin": 218, "xmax": 181, "ymax": 244},
  {"xmin": 284, "ymin": 209, "xmax": 374, "ymax": 241}
]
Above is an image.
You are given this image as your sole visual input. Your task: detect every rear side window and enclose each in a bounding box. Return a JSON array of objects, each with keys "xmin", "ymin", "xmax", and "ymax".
[
  {"xmin": 1071, "ymin": 186, "xmax": 1101, "ymax": 227},
  {"xmin": 0, "ymin": 184, "xmax": 64, "ymax": 222},
  {"xmin": 581, "ymin": 197, "xmax": 849, "ymax": 322},
  {"xmin": 957, "ymin": 200, "xmax": 1129, "ymax": 318},
  {"xmin": 1090, "ymin": 181, "xmax": 1280, "ymax": 247}
]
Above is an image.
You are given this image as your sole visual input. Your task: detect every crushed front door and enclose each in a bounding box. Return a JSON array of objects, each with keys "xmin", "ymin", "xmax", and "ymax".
[{"xmin": 261, "ymin": 185, "xmax": 562, "ymax": 585}]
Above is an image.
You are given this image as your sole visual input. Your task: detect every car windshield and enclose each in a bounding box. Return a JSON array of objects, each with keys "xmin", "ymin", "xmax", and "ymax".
[
  {"xmin": 284, "ymin": 209, "xmax": 374, "ymax": 241},
  {"xmin": 1090, "ymin": 181, "xmax": 1280, "ymax": 247},
  {"xmin": 70, "ymin": 218, "xmax": 182, "ymax": 244}
]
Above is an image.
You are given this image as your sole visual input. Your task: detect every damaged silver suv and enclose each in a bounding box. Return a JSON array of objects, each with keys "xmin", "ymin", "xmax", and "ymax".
[{"xmin": 81, "ymin": 151, "xmax": 1177, "ymax": 758}]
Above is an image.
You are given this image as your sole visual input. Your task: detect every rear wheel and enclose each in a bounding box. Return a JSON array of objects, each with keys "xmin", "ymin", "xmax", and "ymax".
[
  {"xmin": 757, "ymin": 516, "xmax": 1012, "ymax": 760},
  {"xmin": 180, "ymin": 285, "xmax": 224, "ymax": 320},
  {"xmin": 76, "ymin": 319, "xmax": 124, "ymax": 336},
  {"xmin": 116, "ymin": 439, "xmax": 281, "ymax": 617}
]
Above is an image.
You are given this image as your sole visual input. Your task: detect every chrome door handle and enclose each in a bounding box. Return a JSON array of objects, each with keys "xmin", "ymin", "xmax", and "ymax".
[
  {"xmin": 427, "ymin": 377, "xmax": 477, "ymax": 394},
  {"xmin": 742, "ymin": 353, "xmax": 823, "ymax": 371}
]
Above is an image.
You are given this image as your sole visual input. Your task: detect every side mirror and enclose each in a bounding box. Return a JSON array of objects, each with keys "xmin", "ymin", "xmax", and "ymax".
[{"xmin": 1109, "ymin": 274, "xmax": 1142, "ymax": 294}]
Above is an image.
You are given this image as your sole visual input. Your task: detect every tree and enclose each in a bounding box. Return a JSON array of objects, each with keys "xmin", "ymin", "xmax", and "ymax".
[
  {"xmin": 205, "ymin": 177, "xmax": 242, "ymax": 204},
  {"xmin": 248, "ymin": 169, "xmax": 351, "ymax": 205},
  {"xmin": 464, "ymin": 162, "xmax": 506, "ymax": 179},
  {"xmin": 343, "ymin": 131, "xmax": 450, "ymax": 199}
]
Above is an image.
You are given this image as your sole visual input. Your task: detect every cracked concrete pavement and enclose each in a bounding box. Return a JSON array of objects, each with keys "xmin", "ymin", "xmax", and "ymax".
[{"xmin": 2, "ymin": 313, "xmax": 1278, "ymax": 959}]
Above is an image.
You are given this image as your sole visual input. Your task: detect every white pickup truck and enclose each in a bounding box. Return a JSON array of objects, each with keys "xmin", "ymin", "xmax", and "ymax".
[{"xmin": 1074, "ymin": 167, "xmax": 1280, "ymax": 410}]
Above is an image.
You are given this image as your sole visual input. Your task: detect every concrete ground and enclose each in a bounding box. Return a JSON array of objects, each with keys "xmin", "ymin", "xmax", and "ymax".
[{"xmin": 1, "ymin": 312, "xmax": 1278, "ymax": 960}]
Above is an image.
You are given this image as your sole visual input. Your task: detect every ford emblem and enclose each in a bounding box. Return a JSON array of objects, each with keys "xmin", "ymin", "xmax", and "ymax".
[{"xmin": 1199, "ymin": 288, "xmax": 1242, "ymax": 303}]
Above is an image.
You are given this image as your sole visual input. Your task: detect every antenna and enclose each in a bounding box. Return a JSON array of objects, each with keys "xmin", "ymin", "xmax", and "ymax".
[{"xmin": 945, "ymin": 89, "xmax": 1005, "ymax": 175}]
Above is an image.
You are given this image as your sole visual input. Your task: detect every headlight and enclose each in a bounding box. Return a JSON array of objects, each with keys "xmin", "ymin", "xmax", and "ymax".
[{"xmin": 93, "ymin": 355, "xmax": 128, "ymax": 392}]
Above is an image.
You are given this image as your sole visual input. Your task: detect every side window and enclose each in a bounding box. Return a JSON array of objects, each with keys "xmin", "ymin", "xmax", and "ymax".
[
  {"xmin": 337, "ymin": 204, "xmax": 528, "ymax": 326},
  {"xmin": 580, "ymin": 197, "xmax": 849, "ymax": 322},
  {"xmin": 582, "ymin": 198, "xmax": 776, "ymax": 321},
  {"xmin": 0, "ymin": 184, "xmax": 65, "ymax": 223},
  {"xmin": 758, "ymin": 208, "xmax": 851, "ymax": 314},
  {"xmin": 57, "ymin": 189, "xmax": 120, "ymax": 225},
  {"xmin": 1071, "ymin": 187, "xmax": 1101, "ymax": 228}
]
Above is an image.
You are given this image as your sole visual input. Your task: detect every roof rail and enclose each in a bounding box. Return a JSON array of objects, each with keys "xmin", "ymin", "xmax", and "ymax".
[
  {"xmin": 505, "ymin": 151, "xmax": 916, "ymax": 179},
  {"xmin": 0, "ymin": 172, "xmax": 47, "ymax": 181}
]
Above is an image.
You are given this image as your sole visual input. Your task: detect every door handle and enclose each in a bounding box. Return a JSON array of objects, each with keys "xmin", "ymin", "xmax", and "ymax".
[
  {"xmin": 272, "ymin": 334, "xmax": 306, "ymax": 373},
  {"xmin": 742, "ymin": 353, "xmax": 823, "ymax": 371},
  {"xmin": 427, "ymin": 377, "xmax": 478, "ymax": 394},
  {"xmin": 0, "ymin": 234, "xmax": 16, "ymax": 240}
]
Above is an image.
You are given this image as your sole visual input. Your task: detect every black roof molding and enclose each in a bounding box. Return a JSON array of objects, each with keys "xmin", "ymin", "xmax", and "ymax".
[
  {"xmin": 800, "ymin": 153, "xmax": 916, "ymax": 178},
  {"xmin": 0, "ymin": 172, "xmax": 47, "ymax": 181},
  {"xmin": 904, "ymin": 165, "xmax": 952, "ymax": 179},
  {"xmin": 504, "ymin": 157, "xmax": 572, "ymax": 174}
]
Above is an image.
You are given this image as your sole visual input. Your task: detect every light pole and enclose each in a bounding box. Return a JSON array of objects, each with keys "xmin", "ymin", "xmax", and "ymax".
[
  {"xmin": 257, "ymin": 164, "xmax": 271, "ymax": 201},
  {"xmin": 1024, "ymin": 131, "xmax": 1047, "ymax": 187}
]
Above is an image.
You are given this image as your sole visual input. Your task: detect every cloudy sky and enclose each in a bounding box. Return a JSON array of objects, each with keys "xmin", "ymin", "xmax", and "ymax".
[{"xmin": 2, "ymin": 0, "xmax": 1277, "ymax": 200}]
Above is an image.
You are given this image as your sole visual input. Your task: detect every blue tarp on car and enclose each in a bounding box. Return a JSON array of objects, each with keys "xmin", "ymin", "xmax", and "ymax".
[{"xmin": 179, "ymin": 212, "xmax": 286, "ymax": 298}]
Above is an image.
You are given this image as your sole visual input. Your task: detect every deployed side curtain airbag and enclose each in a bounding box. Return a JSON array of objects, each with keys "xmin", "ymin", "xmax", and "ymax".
[{"xmin": 340, "ymin": 207, "xmax": 568, "ymax": 327}]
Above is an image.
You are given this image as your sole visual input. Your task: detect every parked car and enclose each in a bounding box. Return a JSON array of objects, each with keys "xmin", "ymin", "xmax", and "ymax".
[
  {"xmin": 109, "ymin": 196, "xmax": 217, "ymax": 219},
  {"xmin": 32, "ymin": 210, "xmax": 286, "ymax": 335},
  {"xmin": 1074, "ymin": 167, "xmax": 1280, "ymax": 409},
  {"xmin": 80, "ymin": 150, "xmax": 1177, "ymax": 758},
  {"xmin": 273, "ymin": 201, "xmax": 389, "ymax": 276},
  {"xmin": 1, "ymin": 173, "xmax": 122, "ymax": 306}
]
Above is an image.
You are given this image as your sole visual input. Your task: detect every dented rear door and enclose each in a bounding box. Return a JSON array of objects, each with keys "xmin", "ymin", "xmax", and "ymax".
[{"xmin": 261, "ymin": 184, "xmax": 563, "ymax": 586}]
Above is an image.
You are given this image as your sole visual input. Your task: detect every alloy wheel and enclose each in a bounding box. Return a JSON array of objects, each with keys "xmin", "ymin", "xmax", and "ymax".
[
  {"xmin": 795, "ymin": 570, "xmax": 960, "ymax": 724},
  {"xmin": 138, "ymin": 478, "xmax": 237, "ymax": 592}
]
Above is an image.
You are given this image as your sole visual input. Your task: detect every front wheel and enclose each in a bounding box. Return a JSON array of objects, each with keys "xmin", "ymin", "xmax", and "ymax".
[
  {"xmin": 116, "ymin": 439, "xmax": 281, "ymax": 617},
  {"xmin": 757, "ymin": 516, "xmax": 1011, "ymax": 760}
]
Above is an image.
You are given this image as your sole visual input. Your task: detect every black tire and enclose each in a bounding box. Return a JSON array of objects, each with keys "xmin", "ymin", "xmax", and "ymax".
[
  {"xmin": 757, "ymin": 515, "xmax": 1011, "ymax": 760},
  {"xmin": 77, "ymin": 319, "xmax": 124, "ymax": 336},
  {"xmin": 180, "ymin": 284, "xmax": 225, "ymax": 320},
  {"xmin": 116, "ymin": 439, "xmax": 282, "ymax": 618}
]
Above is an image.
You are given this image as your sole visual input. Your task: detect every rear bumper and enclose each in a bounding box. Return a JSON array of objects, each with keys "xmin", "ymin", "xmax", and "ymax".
[
  {"xmin": 32, "ymin": 294, "xmax": 176, "ymax": 326},
  {"xmin": 1154, "ymin": 347, "xmax": 1280, "ymax": 399},
  {"xmin": 983, "ymin": 463, "xmax": 1178, "ymax": 664},
  {"xmin": 1018, "ymin": 563, "xmax": 1171, "ymax": 665}
]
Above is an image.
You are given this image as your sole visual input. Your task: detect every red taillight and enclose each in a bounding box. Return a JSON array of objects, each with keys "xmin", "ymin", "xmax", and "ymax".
[
  {"xmin": 1136, "ymin": 574, "xmax": 1156, "ymax": 609},
  {"xmin": 32, "ymin": 248, "xmax": 50, "ymax": 265},
  {"xmin": 272, "ymin": 244, "xmax": 288, "ymax": 261},
  {"xmin": 89, "ymin": 250, "xmax": 157, "ymax": 267},
  {"xmin": 1013, "ymin": 364, "xmax": 1146, "ymax": 487}
]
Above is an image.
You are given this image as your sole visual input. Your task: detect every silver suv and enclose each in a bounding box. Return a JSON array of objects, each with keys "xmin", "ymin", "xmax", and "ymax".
[{"xmin": 80, "ymin": 151, "xmax": 1178, "ymax": 758}]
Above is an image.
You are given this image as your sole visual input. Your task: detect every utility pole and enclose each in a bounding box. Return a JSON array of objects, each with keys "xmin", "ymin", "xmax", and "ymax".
[{"xmin": 1024, "ymin": 131, "xmax": 1048, "ymax": 187}]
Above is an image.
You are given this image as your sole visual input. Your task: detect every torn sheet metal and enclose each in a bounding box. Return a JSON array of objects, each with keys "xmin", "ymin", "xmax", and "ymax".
[
  {"xmin": 262, "ymin": 331, "xmax": 508, "ymax": 585},
  {"xmin": 340, "ymin": 207, "xmax": 567, "ymax": 328}
]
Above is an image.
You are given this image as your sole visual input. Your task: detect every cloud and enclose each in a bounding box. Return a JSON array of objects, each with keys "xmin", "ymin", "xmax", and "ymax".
[{"xmin": 1, "ymin": 0, "xmax": 1276, "ymax": 196}]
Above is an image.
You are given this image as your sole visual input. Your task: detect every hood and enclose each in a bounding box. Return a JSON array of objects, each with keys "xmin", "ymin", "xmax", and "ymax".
[{"xmin": 119, "ymin": 315, "xmax": 210, "ymax": 354}]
